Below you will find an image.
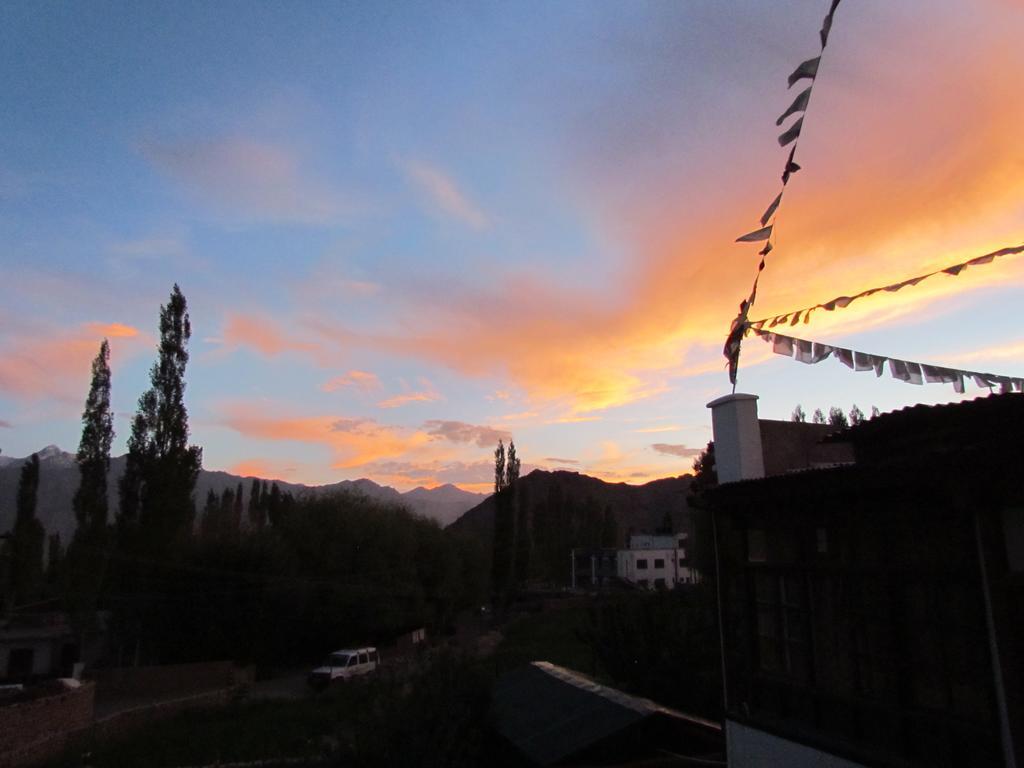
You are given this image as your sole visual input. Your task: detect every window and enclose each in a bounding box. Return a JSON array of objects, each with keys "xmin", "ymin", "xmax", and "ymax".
[
  {"xmin": 679, "ymin": 558, "xmax": 686, "ymax": 568},
  {"xmin": 752, "ymin": 571, "xmax": 810, "ymax": 681},
  {"xmin": 359, "ymin": 652, "xmax": 368, "ymax": 664},
  {"xmin": 654, "ymin": 558, "xmax": 665, "ymax": 569},
  {"xmin": 636, "ymin": 558, "xmax": 648, "ymax": 569},
  {"xmin": 348, "ymin": 656, "xmax": 358, "ymax": 667}
]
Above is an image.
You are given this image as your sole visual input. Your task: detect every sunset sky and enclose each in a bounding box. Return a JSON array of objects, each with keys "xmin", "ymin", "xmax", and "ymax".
[{"xmin": 2, "ymin": 0, "xmax": 1022, "ymax": 493}]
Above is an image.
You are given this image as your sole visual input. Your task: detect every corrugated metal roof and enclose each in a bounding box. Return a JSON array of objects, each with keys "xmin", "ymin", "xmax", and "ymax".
[{"xmin": 491, "ymin": 661, "xmax": 718, "ymax": 766}]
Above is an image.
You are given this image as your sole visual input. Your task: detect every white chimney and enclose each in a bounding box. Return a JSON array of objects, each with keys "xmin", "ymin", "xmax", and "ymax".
[{"xmin": 707, "ymin": 393, "xmax": 765, "ymax": 484}]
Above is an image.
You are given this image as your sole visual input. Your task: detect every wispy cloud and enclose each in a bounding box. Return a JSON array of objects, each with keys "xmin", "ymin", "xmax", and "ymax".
[
  {"xmin": 403, "ymin": 159, "xmax": 489, "ymax": 229},
  {"xmin": 0, "ymin": 322, "xmax": 147, "ymax": 403},
  {"xmin": 377, "ymin": 378, "xmax": 442, "ymax": 409},
  {"xmin": 228, "ymin": 459, "xmax": 298, "ymax": 481},
  {"xmin": 423, "ymin": 420, "xmax": 511, "ymax": 447},
  {"xmin": 650, "ymin": 443, "xmax": 701, "ymax": 458},
  {"xmin": 378, "ymin": 390, "xmax": 442, "ymax": 409},
  {"xmin": 322, "ymin": 370, "xmax": 381, "ymax": 393},
  {"xmin": 220, "ymin": 405, "xmax": 431, "ymax": 469},
  {"xmin": 543, "ymin": 456, "xmax": 579, "ymax": 465},
  {"xmin": 0, "ymin": 419, "xmax": 12, "ymax": 429},
  {"xmin": 939, "ymin": 340, "xmax": 1024, "ymax": 366},
  {"xmin": 142, "ymin": 137, "xmax": 365, "ymax": 225},
  {"xmin": 220, "ymin": 312, "xmax": 321, "ymax": 359},
  {"xmin": 634, "ymin": 424, "xmax": 682, "ymax": 434}
]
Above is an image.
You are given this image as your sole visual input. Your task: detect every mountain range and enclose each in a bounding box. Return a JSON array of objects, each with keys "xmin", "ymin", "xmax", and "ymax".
[{"xmin": 0, "ymin": 446, "xmax": 487, "ymax": 541}]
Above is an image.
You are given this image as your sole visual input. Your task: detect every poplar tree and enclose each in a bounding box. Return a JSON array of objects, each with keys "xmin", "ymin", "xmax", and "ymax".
[
  {"xmin": 248, "ymin": 478, "xmax": 266, "ymax": 529},
  {"xmin": 66, "ymin": 341, "xmax": 115, "ymax": 634},
  {"xmin": 119, "ymin": 285, "xmax": 203, "ymax": 550},
  {"xmin": 73, "ymin": 340, "xmax": 114, "ymax": 533},
  {"xmin": 494, "ymin": 440, "xmax": 506, "ymax": 494},
  {"xmin": 12, "ymin": 455, "xmax": 45, "ymax": 606},
  {"xmin": 506, "ymin": 441, "xmax": 520, "ymax": 487}
]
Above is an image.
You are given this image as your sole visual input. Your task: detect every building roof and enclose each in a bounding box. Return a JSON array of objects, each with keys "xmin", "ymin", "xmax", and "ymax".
[
  {"xmin": 491, "ymin": 661, "xmax": 718, "ymax": 766},
  {"xmin": 827, "ymin": 392, "xmax": 1024, "ymax": 465}
]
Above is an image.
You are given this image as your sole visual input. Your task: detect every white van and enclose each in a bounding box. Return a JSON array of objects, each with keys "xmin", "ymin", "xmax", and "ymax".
[{"xmin": 308, "ymin": 647, "xmax": 379, "ymax": 689}]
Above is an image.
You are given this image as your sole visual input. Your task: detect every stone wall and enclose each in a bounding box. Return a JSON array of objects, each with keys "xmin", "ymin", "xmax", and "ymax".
[{"xmin": 0, "ymin": 682, "xmax": 95, "ymax": 768}]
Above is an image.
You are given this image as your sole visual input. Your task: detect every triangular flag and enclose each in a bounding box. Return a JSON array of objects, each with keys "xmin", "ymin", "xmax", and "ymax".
[
  {"xmin": 778, "ymin": 117, "xmax": 804, "ymax": 147},
  {"xmin": 788, "ymin": 57, "xmax": 820, "ymax": 88},
  {"xmin": 759, "ymin": 242, "xmax": 774, "ymax": 257},
  {"xmin": 760, "ymin": 193, "xmax": 783, "ymax": 226},
  {"xmin": 781, "ymin": 146, "xmax": 801, "ymax": 184},
  {"xmin": 776, "ymin": 87, "xmax": 812, "ymax": 126},
  {"xmin": 736, "ymin": 225, "xmax": 773, "ymax": 243},
  {"xmin": 820, "ymin": 0, "xmax": 841, "ymax": 49}
]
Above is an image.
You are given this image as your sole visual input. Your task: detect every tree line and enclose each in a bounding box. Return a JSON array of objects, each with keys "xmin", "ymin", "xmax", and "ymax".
[{"xmin": 1, "ymin": 285, "xmax": 487, "ymax": 667}]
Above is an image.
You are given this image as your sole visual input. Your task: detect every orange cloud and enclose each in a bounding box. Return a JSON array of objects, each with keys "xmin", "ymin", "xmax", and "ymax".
[
  {"xmin": 313, "ymin": 17, "xmax": 1023, "ymax": 415},
  {"xmin": 376, "ymin": 377, "xmax": 442, "ymax": 409},
  {"xmin": 0, "ymin": 322, "xmax": 146, "ymax": 402},
  {"xmin": 322, "ymin": 370, "xmax": 381, "ymax": 393},
  {"xmin": 87, "ymin": 322, "xmax": 139, "ymax": 338},
  {"xmin": 378, "ymin": 390, "xmax": 442, "ymax": 408},
  {"xmin": 220, "ymin": 405, "xmax": 432, "ymax": 469},
  {"xmin": 222, "ymin": 312, "xmax": 321, "ymax": 359}
]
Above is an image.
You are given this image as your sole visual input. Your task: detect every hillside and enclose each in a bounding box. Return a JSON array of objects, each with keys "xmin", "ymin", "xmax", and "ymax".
[
  {"xmin": 448, "ymin": 468, "xmax": 695, "ymax": 546},
  {"xmin": 0, "ymin": 447, "xmax": 485, "ymax": 541}
]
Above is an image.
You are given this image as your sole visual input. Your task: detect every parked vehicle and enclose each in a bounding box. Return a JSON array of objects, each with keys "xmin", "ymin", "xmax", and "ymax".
[{"xmin": 307, "ymin": 647, "xmax": 379, "ymax": 690}]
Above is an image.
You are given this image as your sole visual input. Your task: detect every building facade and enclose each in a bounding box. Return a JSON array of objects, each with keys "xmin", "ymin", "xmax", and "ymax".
[{"xmin": 706, "ymin": 393, "xmax": 1023, "ymax": 768}]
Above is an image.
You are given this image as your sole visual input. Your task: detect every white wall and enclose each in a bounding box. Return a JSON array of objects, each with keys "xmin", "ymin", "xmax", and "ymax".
[{"xmin": 616, "ymin": 547, "xmax": 696, "ymax": 588}]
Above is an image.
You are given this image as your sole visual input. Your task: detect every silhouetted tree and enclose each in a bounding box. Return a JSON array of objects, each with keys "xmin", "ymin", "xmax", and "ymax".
[
  {"xmin": 849, "ymin": 404, "xmax": 865, "ymax": 426},
  {"xmin": 491, "ymin": 440, "xmax": 514, "ymax": 607},
  {"xmin": 66, "ymin": 340, "xmax": 115, "ymax": 629},
  {"xmin": 812, "ymin": 408, "xmax": 826, "ymax": 424},
  {"xmin": 687, "ymin": 443, "xmax": 717, "ymax": 584},
  {"xmin": 248, "ymin": 478, "xmax": 266, "ymax": 529},
  {"xmin": 791, "ymin": 404, "xmax": 807, "ymax": 422},
  {"xmin": 828, "ymin": 406, "xmax": 848, "ymax": 428},
  {"xmin": 47, "ymin": 533, "xmax": 64, "ymax": 588},
  {"xmin": 494, "ymin": 441, "xmax": 506, "ymax": 494},
  {"xmin": 506, "ymin": 441, "xmax": 520, "ymax": 486},
  {"xmin": 119, "ymin": 284, "xmax": 203, "ymax": 550},
  {"xmin": 233, "ymin": 482, "xmax": 244, "ymax": 535},
  {"xmin": 871, "ymin": 405, "xmax": 881, "ymax": 419},
  {"xmin": 73, "ymin": 340, "xmax": 114, "ymax": 533},
  {"xmin": 12, "ymin": 455, "xmax": 45, "ymax": 607}
]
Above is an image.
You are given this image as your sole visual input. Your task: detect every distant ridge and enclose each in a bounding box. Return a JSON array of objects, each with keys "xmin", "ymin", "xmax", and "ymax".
[
  {"xmin": 0, "ymin": 447, "xmax": 486, "ymax": 541},
  {"xmin": 448, "ymin": 468, "xmax": 695, "ymax": 545}
]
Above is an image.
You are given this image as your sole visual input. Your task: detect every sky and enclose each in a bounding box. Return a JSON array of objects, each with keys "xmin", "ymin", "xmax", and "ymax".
[{"xmin": 1, "ymin": 0, "xmax": 1022, "ymax": 493}]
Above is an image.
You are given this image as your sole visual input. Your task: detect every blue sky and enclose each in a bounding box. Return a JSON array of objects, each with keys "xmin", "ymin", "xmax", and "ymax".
[{"xmin": 2, "ymin": 0, "xmax": 1022, "ymax": 490}]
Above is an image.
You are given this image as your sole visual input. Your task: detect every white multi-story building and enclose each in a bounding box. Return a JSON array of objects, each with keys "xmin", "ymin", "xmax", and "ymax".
[{"xmin": 616, "ymin": 533, "xmax": 698, "ymax": 589}]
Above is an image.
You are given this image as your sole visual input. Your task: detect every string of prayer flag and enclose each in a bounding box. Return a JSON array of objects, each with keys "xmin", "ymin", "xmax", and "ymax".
[
  {"xmin": 726, "ymin": 0, "xmax": 844, "ymax": 386},
  {"xmin": 748, "ymin": 243, "xmax": 1024, "ymax": 330},
  {"xmin": 753, "ymin": 328, "xmax": 1024, "ymax": 394}
]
